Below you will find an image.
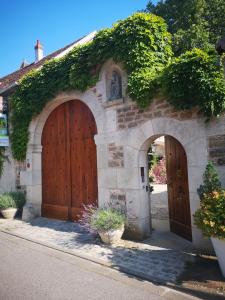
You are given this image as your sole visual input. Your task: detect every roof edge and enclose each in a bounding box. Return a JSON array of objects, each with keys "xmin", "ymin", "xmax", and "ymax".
[
  {"xmin": 0, "ymin": 82, "xmax": 18, "ymax": 96},
  {"xmin": 55, "ymin": 31, "xmax": 97, "ymax": 59}
]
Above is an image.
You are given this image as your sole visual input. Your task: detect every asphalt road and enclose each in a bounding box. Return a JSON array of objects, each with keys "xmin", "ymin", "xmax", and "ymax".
[{"xmin": 0, "ymin": 232, "xmax": 195, "ymax": 300}]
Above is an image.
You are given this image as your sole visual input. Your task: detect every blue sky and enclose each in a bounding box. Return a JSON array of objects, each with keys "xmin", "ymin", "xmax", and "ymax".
[{"xmin": 0, "ymin": 0, "xmax": 158, "ymax": 78}]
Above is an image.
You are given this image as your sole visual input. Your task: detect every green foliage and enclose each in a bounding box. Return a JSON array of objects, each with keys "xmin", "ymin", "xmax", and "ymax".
[
  {"xmin": 173, "ymin": 23, "xmax": 212, "ymax": 56},
  {"xmin": 194, "ymin": 162, "xmax": 225, "ymax": 238},
  {"xmin": 90, "ymin": 208, "xmax": 126, "ymax": 232},
  {"xmin": 0, "ymin": 148, "xmax": 5, "ymax": 177},
  {"xmin": 0, "ymin": 118, "xmax": 7, "ymax": 128},
  {"xmin": 145, "ymin": 0, "xmax": 225, "ymax": 56},
  {"xmin": 197, "ymin": 162, "xmax": 222, "ymax": 200},
  {"xmin": 10, "ymin": 13, "xmax": 172, "ymax": 161},
  {"xmin": 127, "ymin": 67, "xmax": 162, "ymax": 108},
  {"xmin": 162, "ymin": 49, "xmax": 225, "ymax": 118},
  {"xmin": 0, "ymin": 194, "xmax": 17, "ymax": 209},
  {"xmin": 0, "ymin": 192, "xmax": 26, "ymax": 210},
  {"xmin": 194, "ymin": 191, "xmax": 225, "ymax": 239},
  {"xmin": 9, "ymin": 12, "xmax": 225, "ymax": 163},
  {"xmin": 10, "ymin": 192, "xmax": 26, "ymax": 209}
]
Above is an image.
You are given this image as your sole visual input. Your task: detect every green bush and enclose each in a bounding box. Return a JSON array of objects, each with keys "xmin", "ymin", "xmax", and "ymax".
[
  {"xmin": 194, "ymin": 162, "xmax": 225, "ymax": 239},
  {"xmin": 194, "ymin": 191, "xmax": 225, "ymax": 239},
  {"xmin": 197, "ymin": 161, "xmax": 222, "ymax": 200},
  {"xmin": 163, "ymin": 49, "xmax": 225, "ymax": 119},
  {"xmin": 0, "ymin": 192, "xmax": 26, "ymax": 210},
  {"xmin": 0, "ymin": 194, "xmax": 17, "ymax": 209},
  {"xmin": 10, "ymin": 192, "xmax": 26, "ymax": 209},
  {"xmin": 90, "ymin": 208, "xmax": 126, "ymax": 232}
]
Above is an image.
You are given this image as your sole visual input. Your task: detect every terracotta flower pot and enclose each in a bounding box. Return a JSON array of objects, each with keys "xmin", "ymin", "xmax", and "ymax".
[
  {"xmin": 1, "ymin": 208, "xmax": 18, "ymax": 219},
  {"xmin": 98, "ymin": 225, "xmax": 124, "ymax": 245},
  {"xmin": 211, "ymin": 237, "xmax": 225, "ymax": 277}
]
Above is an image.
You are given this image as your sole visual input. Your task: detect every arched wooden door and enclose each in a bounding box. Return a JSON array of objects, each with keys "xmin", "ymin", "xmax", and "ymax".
[
  {"xmin": 165, "ymin": 136, "xmax": 192, "ymax": 241},
  {"xmin": 41, "ymin": 100, "xmax": 98, "ymax": 221}
]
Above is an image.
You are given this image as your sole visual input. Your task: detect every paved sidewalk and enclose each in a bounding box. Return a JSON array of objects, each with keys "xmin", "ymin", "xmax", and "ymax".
[{"xmin": 0, "ymin": 217, "xmax": 196, "ymax": 284}]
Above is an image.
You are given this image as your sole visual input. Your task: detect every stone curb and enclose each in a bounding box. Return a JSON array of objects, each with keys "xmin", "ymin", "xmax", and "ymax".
[{"xmin": 0, "ymin": 229, "xmax": 198, "ymax": 300}]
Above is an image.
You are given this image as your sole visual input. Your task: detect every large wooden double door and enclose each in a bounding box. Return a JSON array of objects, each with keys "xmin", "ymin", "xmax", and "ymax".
[
  {"xmin": 165, "ymin": 136, "xmax": 192, "ymax": 241},
  {"xmin": 42, "ymin": 100, "xmax": 98, "ymax": 221}
]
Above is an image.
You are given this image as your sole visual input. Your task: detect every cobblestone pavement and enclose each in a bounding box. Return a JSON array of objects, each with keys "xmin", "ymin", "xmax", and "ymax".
[{"xmin": 0, "ymin": 217, "xmax": 196, "ymax": 284}]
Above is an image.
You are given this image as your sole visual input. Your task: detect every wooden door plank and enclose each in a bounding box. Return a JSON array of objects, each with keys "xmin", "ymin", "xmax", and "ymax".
[
  {"xmin": 165, "ymin": 136, "xmax": 192, "ymax": 241},
  {"xmin": 42, "ymin": 103, "xmax": 70, "ymax": 220},
  {"xmin": 69, "ymin": 100, "xmax": 98, "ymax": 220}
]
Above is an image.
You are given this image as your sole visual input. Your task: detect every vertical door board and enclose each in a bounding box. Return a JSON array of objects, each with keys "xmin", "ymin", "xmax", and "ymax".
[{"xmin": 165, "ymin": 136, "xmax": 192, "ymax": 241}]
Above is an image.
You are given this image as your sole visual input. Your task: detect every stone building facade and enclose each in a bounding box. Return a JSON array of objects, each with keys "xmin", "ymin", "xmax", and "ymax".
[
  {"xmin": 0, "ymin": 39, "xmax": 225, "ymax": 252},
  {"xmin": 14, "ymin": 59, "xmax": 223, "ymax": 252}
]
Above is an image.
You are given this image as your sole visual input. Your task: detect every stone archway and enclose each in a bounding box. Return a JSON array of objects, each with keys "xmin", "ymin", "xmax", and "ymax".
[
  {"xmin": 146, "ymin": 135, "xmax": 192, "ymax": 240},
  {"xmin": 22, "ymin": 91, "xmax": 102, "ymax": 221},
  {"xmin": 41, "ymin": 100, "xmax": 98, "ymax": 221},
  {"xmin": 123, "ymin": 117, "xmax": 208, "ymax": 245}
]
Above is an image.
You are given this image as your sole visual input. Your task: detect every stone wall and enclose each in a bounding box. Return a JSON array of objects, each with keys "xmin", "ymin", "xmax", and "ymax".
[
  {"xmin": 108, "ymin": 143, "xmax": 124, "ymax": 168},
  {"xmin": 208, "ymin": 134, "xmax": 225, "ymax": 166},
  {"xmin": 22, "ymin": 61, "xmax": 217, "ymax": 249},
  {"xmin": 117, "ymin": 99, "xmax": 198, "ymax": 130},
  {"xmin": 15, "ymin": 161, "xmax": 26, "ymax": 192},
  {"xmin": 109, "ymin": 190, "xmax": 126, "ymax": 213},
  {"xmin": 0, "ymin": 148, "xmax": 16, "ymax": 194}
]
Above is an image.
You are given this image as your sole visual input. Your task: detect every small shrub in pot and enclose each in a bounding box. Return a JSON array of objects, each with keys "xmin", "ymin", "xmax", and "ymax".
[
  {"xmin": 194, "ymin": 162, "xmax": 225, "ymax": 277},
  {"xmin": 79, "ymin": 205, "xmax": 126, "ymax": 245},
  {"xmin": 0, "ymin": 192, "xmax": 26, "ymax": 219}
]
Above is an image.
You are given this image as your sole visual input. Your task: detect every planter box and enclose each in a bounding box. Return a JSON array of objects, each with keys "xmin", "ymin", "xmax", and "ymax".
[
  {"xmin": 211, "ymin": 237, "xmax": 225, "ymax": 277},
  {"xmin": 98, "ymin": 225, "xmax": 124, "ymax": 245},
  {"xmin": 1, "ymin": 208, "xmax": 17, "ymax": 219}
]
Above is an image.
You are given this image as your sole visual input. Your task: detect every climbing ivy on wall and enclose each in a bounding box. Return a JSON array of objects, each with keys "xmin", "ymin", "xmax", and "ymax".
[
  {"xmin": 10, "ymin": 12, "xmax": 225, "ymax": 162},
  {"xmin": 163, "ymin": 49, "xmax": 225, "ymax": 119},
  {"xmin": 10, "ymin": 13, "xmax": 172, "ymax": 161}
]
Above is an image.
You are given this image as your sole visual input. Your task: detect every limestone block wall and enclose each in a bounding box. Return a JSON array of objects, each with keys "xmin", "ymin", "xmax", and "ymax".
[
  {"xmin": 19, "ymin": 60, "xmax": 223, "ymax": 251},
  {"xmin": 0, "ymin": 148, "xmax": 16, "ymax": 193},
  {"xmin": 108, "ymin": 143, "xmax": 124, "ymax": 168},
  {"xmin": 117, "ymin": 99, "xmax": 198, "ymax": 130},
  {"xmin": 206, "ymin": 115, "xmax": 225, "ymax": 185},
  {"xmin": 94, "ymin": 92, "xmax": 212, "ymax": 248}
]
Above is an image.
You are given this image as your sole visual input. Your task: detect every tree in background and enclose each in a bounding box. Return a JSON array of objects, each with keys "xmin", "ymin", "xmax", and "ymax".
[{"xmin": 145, "ymin": 0, "xmax": 225, "ymax": 55}]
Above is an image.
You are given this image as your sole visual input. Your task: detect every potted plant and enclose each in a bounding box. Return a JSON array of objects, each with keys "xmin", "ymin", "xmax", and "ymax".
[
  {"xmin": 194, "ymin": 162, "xmax": 225, "ymax": 277},
  {"xmin": 0, "ymin": 192, "xmax": 26, "ymax": 219},
  {"xmin": 79, "ymin": 205, "xmax": 126, "ymax": 245}
]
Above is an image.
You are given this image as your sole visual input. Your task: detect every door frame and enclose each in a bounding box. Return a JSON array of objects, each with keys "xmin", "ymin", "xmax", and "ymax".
[
  {"xmin": 22, "ymin": 93, "xmax": 102, "ymax": 220},
  {"xmin": 138, "ymin": 131, "xmax": 197, "ymax": 242},
  {"xmin": 146, "ymin": 135, "xmax": 192, "ymax": 240},
  {"xmin": 41, "ymin": 100, "xmax": 98, "ymax": 221}
]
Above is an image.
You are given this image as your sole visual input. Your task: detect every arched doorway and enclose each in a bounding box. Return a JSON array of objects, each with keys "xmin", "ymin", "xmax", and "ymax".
[
  {"xmin": 41, "ymin": 100, "xmax": 98, "ymax": 221},
  {"xmin": 148, "ymin": 135, "xmax": 192, "ymax": 241}
]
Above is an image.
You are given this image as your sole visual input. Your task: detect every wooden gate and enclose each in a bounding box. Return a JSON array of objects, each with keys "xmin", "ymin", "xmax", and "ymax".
[
  {"xmin": 165, "ymin": 136, "xmax": 192, "ymax": 241},
  {"xmin": 42, "ymin": 100, "xmax": 98, "ymax": 221}
]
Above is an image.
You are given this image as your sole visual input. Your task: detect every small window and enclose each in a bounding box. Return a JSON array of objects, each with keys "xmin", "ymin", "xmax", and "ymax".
[{"xmin": 109, "ymin": 70, "xmax": 122, "ymax": 100}]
